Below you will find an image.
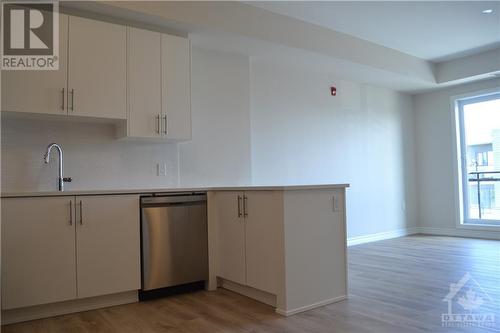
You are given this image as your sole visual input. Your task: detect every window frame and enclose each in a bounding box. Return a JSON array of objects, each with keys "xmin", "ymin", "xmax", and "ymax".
[{"xmin": 452, "ymin": 89, "xmax": 500, "ymax": 228}]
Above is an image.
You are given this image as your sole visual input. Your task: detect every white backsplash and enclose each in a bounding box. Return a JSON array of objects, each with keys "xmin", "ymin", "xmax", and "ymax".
[{"xmin": 1, "ymin": 117, "xmax": 180, "ymax": 192}]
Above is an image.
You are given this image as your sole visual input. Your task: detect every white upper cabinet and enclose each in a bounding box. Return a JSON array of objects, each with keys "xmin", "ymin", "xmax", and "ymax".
[
  {"xmin": 125, "ymin": 31, "xmax": 192, "ymax": 140},
  {"xmin": 127, "ymin": 27, "xmax": 162, "ymax": 138},
  {"xmin": 161, "ymin": 34, "xmax": 191, "ymax": 141},
  {"xmin": 2, "ymin": 14, "xmax": 190, "ymax": 141},
  {"xmin": 1, "ymin": 14, "xmax": 69, "ymax": 115},
  {"xmin": 68, "ymin": 16, "xmax": 126, "ymax": 119}
]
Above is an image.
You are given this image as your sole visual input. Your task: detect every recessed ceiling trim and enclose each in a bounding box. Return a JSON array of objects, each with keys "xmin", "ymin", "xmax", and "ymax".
[{"xmin": 99, "ymin": 0, "xmax": 436, "ymax": 84}]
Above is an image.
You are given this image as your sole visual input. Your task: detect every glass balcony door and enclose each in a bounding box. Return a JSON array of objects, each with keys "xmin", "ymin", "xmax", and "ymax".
[{"xmin": 458, "ymin": 92, "xmax": 500, "ymax": 225}]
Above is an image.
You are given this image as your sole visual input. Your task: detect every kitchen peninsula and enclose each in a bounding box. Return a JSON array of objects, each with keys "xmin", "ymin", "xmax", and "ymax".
[{"xmin": 1, "ymin": 184, "xmax": 348, "ymax": 323}]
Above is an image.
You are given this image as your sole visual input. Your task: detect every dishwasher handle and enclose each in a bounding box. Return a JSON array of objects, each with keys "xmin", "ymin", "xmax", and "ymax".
[{"xmin": 141, "ymin": 194, "xmax": 206, "ymax": 205}]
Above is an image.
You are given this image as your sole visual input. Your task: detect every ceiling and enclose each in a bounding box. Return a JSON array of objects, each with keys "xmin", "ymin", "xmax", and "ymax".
[
  {"xmin": 64, "ymin": 1, "xmax": 500, "ymax": 93},
  {"xmin": 248, "ymin": 1, "xmax": 500, "ymax": 62}
]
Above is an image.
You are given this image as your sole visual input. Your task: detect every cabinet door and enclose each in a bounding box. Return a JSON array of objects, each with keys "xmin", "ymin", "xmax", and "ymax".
[
  {"xmin": 1, "ymin": 197, "xmax": 77, "ymax": 309},
  {"xmin": 244, "ymin": 191, "xmax": 284, "ymax": 294},
  {"xmin": 214, "ymin": 191, "xmax": 246, "ymax": 285},
  {"xmin": 68, "ymin": 16, "xmax": 126, "ymax": 119},
  {"xmin": 161, "ymin": 34, "xmax": 191, "ymax": 140},
  {"xmin": 76, "ymin": 195, "xmax": 140, "ymax": 298},
  {"xmin": 1, "ymin": 14, "xmax": 68, "ymax": 115},
  {"xmin": 127, "ymin": 27, "xmax": 162, "ymax": 138}
]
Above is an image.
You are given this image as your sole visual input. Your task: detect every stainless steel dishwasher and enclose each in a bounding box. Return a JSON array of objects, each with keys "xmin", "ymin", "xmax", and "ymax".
[{"xmin": 140, "ymin": 193, "xmax": 208, "ymax": 300}]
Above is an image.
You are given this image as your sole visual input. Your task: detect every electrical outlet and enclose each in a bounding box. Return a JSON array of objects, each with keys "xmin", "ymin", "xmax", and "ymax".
[
  {"xmin": 161, "ymin": 163, "xmax": 167, "ymax": 176},
  {"xmin": 156, "ymin": 163, "xmax": 167, "ymax": 176}
]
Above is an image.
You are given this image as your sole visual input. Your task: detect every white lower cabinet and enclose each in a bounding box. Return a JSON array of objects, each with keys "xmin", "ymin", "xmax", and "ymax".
[
  {"xmin": 1, "ymin": 197, "xmax": 77, "ymax": 309},
  {"xmin": 213, "ymin": 191, "xmax": 247, "ymax": 285},
  {"xmin": 212, "ymin": 191, "xmax": 284, "ymax": 295},
  {"xmin": 1, "ymin": 195, "xmax": 140, "ymax": 310},
  {"xmin": 76, "ymin": 195, "xmax": 141, "ymax": 298},
  {"xmin": 243, "ymin": 191, "xmax": 283, "ymax": 294},
  {"xmin": 210, "ymin": 188, "xmax": 348, "ymax": 316}
]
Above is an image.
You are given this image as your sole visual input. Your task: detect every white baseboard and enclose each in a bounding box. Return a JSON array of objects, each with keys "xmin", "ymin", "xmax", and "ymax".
[
  {"xmin": 417, "ymin": 227, "xmax": 500, "ymax": 240},
  {"xmin": 347, "ymin": 226, "xmax": 500, "ymax": 247},
  {"xmin": 219, "ymin": 279, "xmax": 277, "ymax": 307},
  {"xmin": 275, "ymin": 295, "xmax": 347, "ymax": 316},
  {"xmin": 1, "ymin": 291, "xmax": 138, "ymax": 325},
  {"xmin": 347, "ymin": 228, "xmax": 418, "ymax": 246}
]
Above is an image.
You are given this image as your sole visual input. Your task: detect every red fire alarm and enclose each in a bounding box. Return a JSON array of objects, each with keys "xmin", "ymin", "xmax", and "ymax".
[{"xmin": 330, "ymin": 86, "xmax": 337, "ymax": 96}]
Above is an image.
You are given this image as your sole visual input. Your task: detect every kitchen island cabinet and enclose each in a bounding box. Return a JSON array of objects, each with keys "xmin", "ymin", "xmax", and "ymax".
[{"xmin": 208, "ymin": 186, "xmax": 348, "ymax": 316}]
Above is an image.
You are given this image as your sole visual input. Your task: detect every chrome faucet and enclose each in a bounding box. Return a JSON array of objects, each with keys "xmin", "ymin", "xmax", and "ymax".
[{"xmin": 43, "ymin": 143, "xmax": 72, "ymax": 191}]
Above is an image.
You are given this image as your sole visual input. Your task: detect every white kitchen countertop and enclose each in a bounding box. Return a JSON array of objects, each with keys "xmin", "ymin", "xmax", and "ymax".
[{"xmin": 1, "ymin": 184, "xmax": 350, "ymax": 198}]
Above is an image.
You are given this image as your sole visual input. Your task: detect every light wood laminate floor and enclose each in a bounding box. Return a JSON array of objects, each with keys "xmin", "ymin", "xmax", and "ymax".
[{"xmin": 4, "ymin": 235, "xmax": 500, "ymax": 333}]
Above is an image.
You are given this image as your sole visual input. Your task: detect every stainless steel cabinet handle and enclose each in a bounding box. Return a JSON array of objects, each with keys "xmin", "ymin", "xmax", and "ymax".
[
  {"xmin": 237, "ymin": 195, "xmax": 242, "ymax": 218},
  {"xmin": 61, "ymin": 88, "xmax": 65, "ymax": 111},
  {"xmin": 69, "ymin": 200, "xmax": 73, "ymax": 225},
  {"xmin": 79, "ymin": 200, "xmax": 83, "ymax": 225},
  {"xmin": 156, "ymin": 114, "xmax": 160, "ymax": 134},
  {"xmin": 243, "ymin": 195, "xmax": 248, "ymax": 217},
  {"xmin": 163, "ymin": 115, "xmax": 168, "ymax": 135},
  {"xmin": 70, "ymin": 89, "xmax": 75, "ymax": 111}
]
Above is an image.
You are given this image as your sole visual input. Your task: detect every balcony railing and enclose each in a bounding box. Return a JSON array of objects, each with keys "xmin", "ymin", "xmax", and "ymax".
[{"xmin": 468, "ymin": 171, "xmax": 500, "ymax": 219}]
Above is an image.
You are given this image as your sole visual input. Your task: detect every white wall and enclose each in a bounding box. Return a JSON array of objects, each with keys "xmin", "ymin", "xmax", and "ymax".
[
  {"xmin": 414, "ymin": 78, "xmax": 500, "ymax": 236},
  {"xmin": 250, "ymin": 60, "xmax": 417, "ymax": 239},
  {"xmin": 13, "ymin": 44, "xmax": 490, "ymax": 242},
  {"xmin": 1, "ymin": 118, "xmax": 179, "ymax": 192},
  {"xmin": 178, "ymin": 47, "xmax": 252, "ymax": 187}
]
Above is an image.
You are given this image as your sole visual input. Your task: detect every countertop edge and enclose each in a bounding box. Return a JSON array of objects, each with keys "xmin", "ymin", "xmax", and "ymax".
[{"xmin": 1, "ymin": 184, "xmax": 350, "ymax": 198}]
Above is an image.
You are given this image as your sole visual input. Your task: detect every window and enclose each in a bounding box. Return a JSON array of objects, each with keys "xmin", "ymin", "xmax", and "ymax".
[
  {"xmin": 456, "ymin": 92, "xmax": 500, "ymax": 225},
  {"xmin": 475, "ymin": 151, "xmax": 490, "ymax": 166}
]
